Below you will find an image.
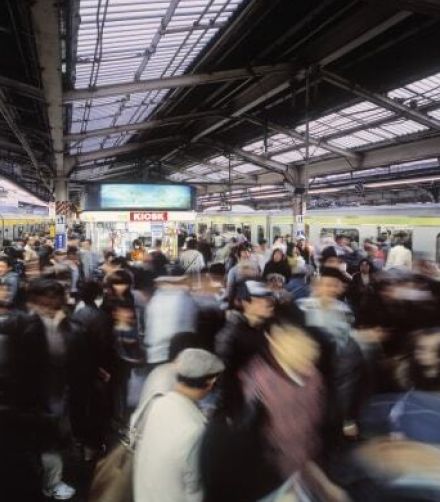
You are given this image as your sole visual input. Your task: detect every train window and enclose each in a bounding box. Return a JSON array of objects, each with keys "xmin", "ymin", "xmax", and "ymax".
[
  {"xmin": 223, "ymin": 224, "xmax": 236, "ymax": 233},
  {"xmin": 320, "ymin": 228, "xmax": 359, "ymax": 243},
  {"xmin": 257, "ymin": 225, "xmax": 265, "ymax": 242},
  {"xmin": 437, "ymin": 234, "xmax": 440, "ymax": 264},
  {"xmin": 198, "ymin": 223, "xmax": 207, "ymax": 236},
  {"xmin": 272, "ymin": 226, "xmax": 281, "ymax": 243},
  {"xmin": 243, "ymin": 225, "xmax": 251, "ymax": 242}
]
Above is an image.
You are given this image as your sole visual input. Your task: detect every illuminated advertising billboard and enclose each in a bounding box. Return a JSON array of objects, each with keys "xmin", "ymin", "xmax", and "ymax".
[{"xmin": 84, "ymin": 183, "xmax": 195, "ymax": 211}]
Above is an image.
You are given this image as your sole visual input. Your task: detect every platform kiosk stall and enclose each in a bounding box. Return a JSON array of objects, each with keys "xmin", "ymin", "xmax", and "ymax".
[{"xmin": 80, "ymin": 182, "xmax": 197, "ymax": 258}]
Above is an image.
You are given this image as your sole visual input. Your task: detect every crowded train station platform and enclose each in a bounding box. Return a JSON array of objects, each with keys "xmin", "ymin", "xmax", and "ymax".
[{"xmin": 2, "ymin": 0, "xmax": 440, "ymax": 501}]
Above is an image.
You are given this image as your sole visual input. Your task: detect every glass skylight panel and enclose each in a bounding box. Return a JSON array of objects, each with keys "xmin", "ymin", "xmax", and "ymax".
[
  {"xmin": 389, "ymin": 72, "xmax": 440, "ymax": 106},
  {"xmin": 272, "ymin": 150, "xmax": 304, "ymax": 163},
  {"xmin": 380, "ymin": 119, "xmax": 428, "ymax": 136},
  {"xmin": 71, "ymin": 0, "xmax": 246, "ymax": 155},
  {"xmin": 233, "ymin": 164, "xmax": 261, "ymax": 174}
]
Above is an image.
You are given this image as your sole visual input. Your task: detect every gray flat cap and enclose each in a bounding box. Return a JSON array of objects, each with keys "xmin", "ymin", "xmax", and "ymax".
[{"xmin": 176, "ymin": 349, "xmax": 224, "ymax": 379}]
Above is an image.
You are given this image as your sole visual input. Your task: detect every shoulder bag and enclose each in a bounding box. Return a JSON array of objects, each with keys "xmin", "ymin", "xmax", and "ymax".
[{"xmin": 88, "ymin": 394, "xmax": 161, "ymax": 502}]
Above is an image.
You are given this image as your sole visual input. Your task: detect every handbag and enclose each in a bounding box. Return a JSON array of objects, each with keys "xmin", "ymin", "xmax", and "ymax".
[{"xmin": 88, "ymin": 394, "xmax": 162, "ymax": 502}]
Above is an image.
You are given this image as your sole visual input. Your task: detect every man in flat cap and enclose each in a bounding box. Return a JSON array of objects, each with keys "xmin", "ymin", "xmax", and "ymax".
[{"xmin": 133, "ymin": 349, "xmax": 224, "ymax": 502}]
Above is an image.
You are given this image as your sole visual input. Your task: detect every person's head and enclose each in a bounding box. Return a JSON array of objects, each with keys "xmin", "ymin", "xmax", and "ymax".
[
  {"xmin": 133, "ymin": 239, "xmax": 142, "ymax": 250},
  {"xmin": 53, "ymin": 250, "xmax": 67, "ymax": 263},
  {"xmin": 66, "ymin": 246, "xmax": 79, "ymax": 262},
  {"xmin": 108, "ymin": 256, "xmax": 128, "ymax": 272},
  {"xmin": 297, "ymin": 238, "xmax": 305, "ymax": 249},
  {"xmin": 186, "ymin": 238, "xmax": 197, "ymax": 250},
  {"xmin": 235, "ymin": 280, "xmax": 274, "ymax": 323},
  {"xmin": 80, "ymin": 238, "xmax": 92, "ymax": 251},
  {"xmin": 359, "ymin": 258, "xmax": 372, "ymax": 275},
  {"xmin": 168, "ymin": 332, "xmax": 204, "ymax": 361},
  {"xmin": 27, "ymin": 278, "xmax": 66, "ymax": 318},
  {"xmin": 112, "ymin": 300, "xmax": 136, "ymax": 326},
  {"xmin": 411, "ymin": 328, "xmax": 440, "ymax": 373},
  {"xmin": 175, "ymin": 348, "xmax": 224, "ymax": 400},
  {"xmin": 154, "ymin": 239, "xmax": 162, "ymax": 249},
  {"xmin": 237, "ymin": 228, "xmax": 242, "ymax": 235},
  {"xmin": 106, "ymin": 269, "xmax": 133, "ymax": 297},
  {"xmin": 236, "ymin": 243, "xmax": 251, "ymax": 261},
  {"xmin": 258, "ymin": 238, "xmax": 267, "ymax": 250},
  {"xmin": 78, "ymin": 280, "xmax": 102, "ymax": 305},
  {"xmin": 272, "ymin": 249, "xmax": 285, "ymax": 263},
  {"xmin": 336, "ymin": 234, "xmax": 350, "ymax": 247},
  {"xmin": 0, "ymin": 256, "xmax": 13, "ymax": 276},
  {"xmin": 266, "ymin": 273, "xmax": 285, "ymax": 291},
  {"xmin": 267, "ymin": 322, "xmax": 319, "ymax": 377},
  {"xmin": 320, "ymin": 246, "xmax": 340, "ymax": 269},
  {"xmin": 313, "ymin": 267, "xmax": 345, "ymax": 302},
  {"xmin": 104, "ymin": 250, "xmax": 116, "ymax": 263}
]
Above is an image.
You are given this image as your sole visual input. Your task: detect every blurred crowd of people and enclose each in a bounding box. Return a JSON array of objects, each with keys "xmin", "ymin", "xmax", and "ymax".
[{"xmin": 1, "ymin": 227, "xmax": 440, "ymax": 501}]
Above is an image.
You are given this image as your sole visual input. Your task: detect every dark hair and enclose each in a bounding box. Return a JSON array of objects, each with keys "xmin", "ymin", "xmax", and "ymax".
[
  {"xmin": 237, "ymin": 228, "xmax": 242, "ymax": 234},
  {"xmin": 320, "ymin": 266, "xmax": 346, "ymax": 283},
  {"xmin": 154, "ymin": 239, "xmax": 162, "ymax": 247},
  {"xmin": 79, "ymin": 280, "xmax": 102, "ymax": 304},
  {"xmin": 106, "ymin": 269, "xmax": 133, "ymax": 287},
  {"xmin": 109, "ymin": 256, "xmax": 128, "ymax": 269},
  {"xmin": 0, "ymin": 256, "xmax": 14, "ymax": 269},
  {"xmin": 133, "ymin": 239, "xmax": 142, "ymax": 248},
  {"xmin": 176, "ymin": 373, "xmax": 219, "ymax": 389},
  {"xmin": 258, "ymin": 238, "xmax": 267, "ymax": 246},
  {"xmin": 67, "ymin": 246, "xmax": 78, "ymax": 257},
  {"xmin": 271, "ymin": 248, "xmax": 285, "ymax": 260},
  {"xmin": 359, "ymin": 258, "xmax": 373, "ymax": 271},
  {"xmin": 27, "ymin": 278, "xmax": 65, "ymax": 303},
  {"xmin": 186, "ymin": 238, "xmax": 197, "ymax": 250},
  {"xmin": 168, "ymin": 332, "xmax": 204, "ymax": 361},
  {"xmin": 104, "ymin": 250, "xmax": 116, "ymax": 261},
  {"xmin": 209, "ymin": 263, "xmax": 225, "ymax": 277},
  {"xmin": 236, "ymin": 243, "xmax": 250, "ymax": 259}
]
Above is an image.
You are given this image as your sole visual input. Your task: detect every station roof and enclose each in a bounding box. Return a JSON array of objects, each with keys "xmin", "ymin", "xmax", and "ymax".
[{"xmin": 2, "ymin": 0, "xmax": 440, "ymax": 199}]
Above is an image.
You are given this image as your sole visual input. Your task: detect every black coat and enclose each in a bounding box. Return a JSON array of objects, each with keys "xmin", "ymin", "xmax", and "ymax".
[
  {"xmin": 262, "ymin": 259, "xmax": 291, "ymax": 282},
  {"xmin": 215, "ymin": 311, "xmax": 268, "ymax": 417}
]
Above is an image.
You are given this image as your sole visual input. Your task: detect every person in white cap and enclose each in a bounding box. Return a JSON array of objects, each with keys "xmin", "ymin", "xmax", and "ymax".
[{"xmin": 133, "ymin": 349, "xmax": 224, "ymax": 502}]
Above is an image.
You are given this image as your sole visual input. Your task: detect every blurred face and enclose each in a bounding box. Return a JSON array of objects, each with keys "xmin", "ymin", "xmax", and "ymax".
[
  {"xmin": 81, "ymin": 241, "xmax": 91, "ymax": 250},
  {"xmin": 243, "ymin": 296, "xmax": 274, "ymax": 321},
  {"xmin": 314, "ymin": 276, "xmax": 343, "ymax": 301},
  {"xmin": 322, "ymin": 257, "xmax": 340, "ymax": 269},
  {"xmin": 113, "ymin": 307, "xmax": 134, "ymax": 325},
  {"xmin": 360, "ymin": 261, "xmax": 370, "ymax": 274},
  {"xmin": 31, "ymin": 296, "xmax": 64, "ymax": 318},
  {"xmin": 268, "ymin": 325, "xmax": 319, "ymax": 377},
  {"xmin": 112, "ymin": 283, "xmax": 129, "ymax": 296},
  {"xmin": 273, "ymin": 250, "xmax": 283, "ymax": 263},
  {"xmin": 239, "ymin": 249, "xmax": 251, "ymax": 261},
  {"xmin": 0, "ymin": 262, "xmax": 10, "ymax": 276},
  {"xmin": 414, "ymin": 335, "xmax": 440, "ymax": 368}
]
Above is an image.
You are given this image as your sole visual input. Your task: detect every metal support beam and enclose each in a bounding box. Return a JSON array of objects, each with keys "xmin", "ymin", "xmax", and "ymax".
[
  {"xmin": 202, "ymin": 139, "xmax": 288, "ymax": 174},
  {"xmin": 31, "ymin": 0, "xmax": 64, "ymax": 178},
  {"xmin": 67, "ymin": 136, "xmax": 185, "ymax": 165},
  {"xmin": 0, "ymin": 76, "xmax": 44, "ymax": 101},
  {"xmin": 0, "ymin": 93, "xmax": 51, "ymax": 190},
  {"xmin": 161, "ymin": 8, "xmax": 411, "ymax": 163},
  {"xmin": 237, "ymin": 135, "xmax": 440, "ymax": 187},
  {"xmin": 365, "ymin": 0, "xmax": 440, "ymax": 16},
  {"xmin": 321, "ymin": 70, "xmax": 440, "ymax": 131},
  {"xmin": 64, "ymin": 111, "xmax": 216, "ymax": 143},
  {"xmin": 63, "ymin": 63, "xmax": 293, "ymax": 102},
  {"xmin": 243, "ymin": 115, "xmax": 361, "ymax": 163}
]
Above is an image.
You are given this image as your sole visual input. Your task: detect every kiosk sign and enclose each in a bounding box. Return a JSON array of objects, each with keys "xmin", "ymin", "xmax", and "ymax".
[{"xmin": 130, "ymin": 212, "xmax": 168, "ymax": 222}]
